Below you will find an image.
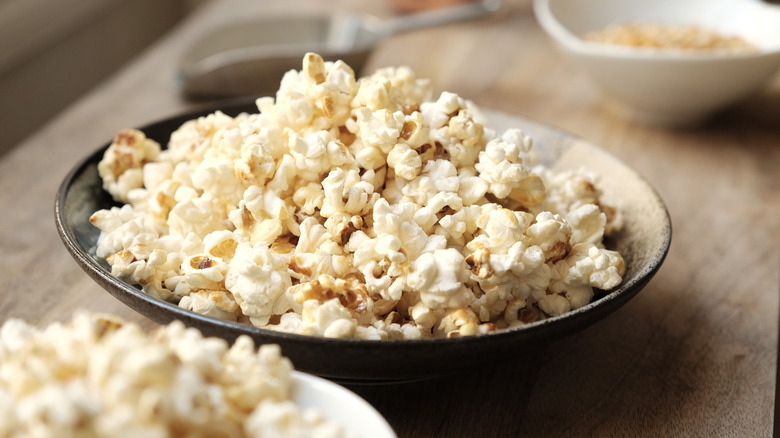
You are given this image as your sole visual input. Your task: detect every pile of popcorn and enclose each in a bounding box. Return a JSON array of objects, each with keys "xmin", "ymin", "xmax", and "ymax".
[
  {"xmin": 0, "ymin": 313, "xmax": 355, "ymax": 438},
  {"xmin": 91, "ymin": 52, "xmax": 625, "ymax": 340}
]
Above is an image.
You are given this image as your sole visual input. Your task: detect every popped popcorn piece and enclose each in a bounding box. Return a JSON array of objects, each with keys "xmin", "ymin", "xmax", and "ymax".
[
  {"xmin": 408, "ymin": 248, "xmax": 474, "ymax": 310},
  {"xmin": 164, "ymin": 110, "xmax": 246, "ymax": 171},
  {"xmin": 541, "ymin": 243, "xmax": 626, "ymax": 316},
  {"xmin": 168, "ymin": 191, "xmax": 229, "ymax": 239},
  {"xmin": 178, "ymin": 289, "xmax": 241, "ymax": 321},
  {"xmin": 245, "ymin": 399, "xmax": 349, "ymax": 438},
  {"xmin": 321, "ymin": 168, "xmax": 379, "ymax": 218},
  {"xmin": 387, "ymin": 142, "xmax": 422, "ymax": 181},
  {"xmin": 0, "ymin": 314, "xmax": 356, "ymax": 438},
  {"xmin": 108, "ymin": 246, "xmax": 180, "ymax": 300},
  {"xmin": 97, "ymin": 129, "xmax": 161, "ymax": 203},
  {"xmin": 525, "ymin": 211, "xmax": 572, "ymax": 263},
  {"xmin": 228, "ymin": 185, "xmax": 298, "ymax": 245},
  {"xmin": 533, "ymin": 167, "xmax": 622, "ymax": 233},
  {"xmin": 567, "ymin": 203, "xmax": 607, "ymax": 246},
  {"xmin": 91, "ymin": 52, "xmax": 625, "ymax": 340},
  {"xmin": 225, "ymin": 242, "xmax": 294, "ymax": 327},
  {"xmin": 350, "ymin": 199, "xmax": 431, "ymax": 303},
  {"xmin": 292, "ymin": 274, "xmax": 372, "ymax": 325},
  {"xmin": 301, "ymin": 298, "xmax": 358, "ymax": 338},
  {"xmin": 475, "ymin": 129, "xmax": 542, "ymax": 204},
  {"xmin": 464, "ymin": 206, "xmax": 553, "ymax": 321},
  {"xmin": 293, "ymin": 216, "xmax": 354, "ymax": 281},
  {"xmin": 421, "ymin": 92, "xmax": 486, "ymax": 168},
  {"xmin": 352, "ymin": 66, "xmax": 432, "ymax": 113}
]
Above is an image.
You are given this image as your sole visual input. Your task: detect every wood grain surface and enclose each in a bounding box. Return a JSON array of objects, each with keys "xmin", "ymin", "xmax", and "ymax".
[{"xmin": 0, "ymin": 0, "xmax": 777, "ymax": 436}]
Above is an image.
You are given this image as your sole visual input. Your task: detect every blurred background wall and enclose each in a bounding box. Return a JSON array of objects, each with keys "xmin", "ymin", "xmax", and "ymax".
[{"xmin": 0, "ymin": 0, "xmax": 206, "ymax": 155}]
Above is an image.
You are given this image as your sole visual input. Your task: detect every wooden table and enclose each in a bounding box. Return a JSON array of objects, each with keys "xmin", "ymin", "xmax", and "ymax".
[{"xmin": 1, "ymin": 0, "xmax": 778, "ymax": 436}]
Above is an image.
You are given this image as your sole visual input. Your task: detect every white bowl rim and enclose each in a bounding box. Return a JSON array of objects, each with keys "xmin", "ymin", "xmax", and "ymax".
[{"xmin": 292, "ymin": 371, "xmax": 397, "ymax": 438}]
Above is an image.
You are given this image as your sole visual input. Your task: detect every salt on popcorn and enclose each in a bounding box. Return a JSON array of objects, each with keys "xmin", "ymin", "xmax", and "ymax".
[
  {"xmin": 91, "ymin": 52, "xmax": 625, "ymax": 340},
  {"xmin": 0, "ymin": 313, "xmax": 356, "ymax": 438}
]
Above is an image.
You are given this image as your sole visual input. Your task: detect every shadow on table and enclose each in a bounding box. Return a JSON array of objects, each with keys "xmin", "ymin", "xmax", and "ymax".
[
  {"xmin": 521, "ymin": 266, "xmax": 766, "ymax": 435},
  {"xmin": 694, "ymin": 86, "xmax": 780, "ymax": 136},
  {"xmin": 347, "ymin": 353, "xmax": 543, "ymax": 437}
]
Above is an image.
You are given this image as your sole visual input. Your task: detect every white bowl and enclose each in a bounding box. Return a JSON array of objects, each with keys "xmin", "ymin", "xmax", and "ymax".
[
  {"xmin": 534, "ymin": 0, "xmax": 780, "ymax": 126},
  {"xmin": 292, "ymin": 371, "xmax": 397, "ymax": 438}
]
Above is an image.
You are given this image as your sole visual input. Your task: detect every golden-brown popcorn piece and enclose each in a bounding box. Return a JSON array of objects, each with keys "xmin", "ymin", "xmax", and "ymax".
[
  {"xmin": 292, "ymin": 274, "xmax": 371, "ymax": 324},
  {"xmin": 421, "ymin": 92, "xmax": 486, "ymax": 169},
  {"xmin": 179, "ymin": 289, "xmax": 241, "ymax": 321},
  {"xmin": 97, "ymin": 129, "xmax": 161, "ymax": 203},
  {"xmin": 438, "ymin": 308, "xmax": 481, "ymax": 338},
  {"xmin": 532, "ymin": 167, "xmax": 622, "ymax": 234},
  {"xmin": 507, "ymin": 173, "xmax": 546, "ymax": 208},
  {"xmin": 229, "ymin": 185, "xmax": 298, "ymax": 245},
  {"xmin": 525, "ymin": 211, "xmax": 572, "ymax": 263}
]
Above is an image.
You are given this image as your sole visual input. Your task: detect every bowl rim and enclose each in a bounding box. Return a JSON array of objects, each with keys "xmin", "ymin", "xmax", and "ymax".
[
  {"xmin": 54, "ymin": 100, "xmax": 672, "ymax": 379},
  {"xmin": 533, "ymin": 0, "xmax": 780, "ymax": 61}
]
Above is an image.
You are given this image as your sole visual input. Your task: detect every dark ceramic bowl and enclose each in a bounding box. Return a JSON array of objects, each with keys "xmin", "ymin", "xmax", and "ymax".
[{"xmin": 55, "ymin": 101, "xmax": 671, "ymax": 383}]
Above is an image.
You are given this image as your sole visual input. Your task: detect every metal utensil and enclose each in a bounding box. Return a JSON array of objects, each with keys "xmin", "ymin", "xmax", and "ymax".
[{"xmin": 179, "ymin": 0, "xmax": 502, "ymax": 99}]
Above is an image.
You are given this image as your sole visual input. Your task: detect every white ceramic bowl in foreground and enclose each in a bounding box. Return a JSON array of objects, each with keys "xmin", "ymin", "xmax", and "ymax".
[
  {"xmin": 534, "ymin": 0, "xmax": 780, "ymax": 126},
  {"xmin": 292, "ymin": 371, "xmax": 397, "ymax": 438}
]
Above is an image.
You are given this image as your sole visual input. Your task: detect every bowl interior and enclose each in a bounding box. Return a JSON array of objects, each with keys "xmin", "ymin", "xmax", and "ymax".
[{"xmin": 55, "ymin": 100, "xmax": 671, "ymax": 382}]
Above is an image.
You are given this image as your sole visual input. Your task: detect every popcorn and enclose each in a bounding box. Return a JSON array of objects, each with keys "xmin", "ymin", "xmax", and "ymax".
[
  {"xmin": 97, "ymin": 129, "xmax": 161, "ymax": 203},
  {"xmin": 168, "ymin": 191, "xmax": 229, "ymax": 239},
  {"xmin": 474, "ymin": 129, "xmax": 538, "ymax": 201},
  {"xmin": 541, "ymin": 243, "xmax": 625, "ymax": 316},
  {"xmin": 351, "ymin": 66, "xmax": 432, "ymax": 113},
  {"xmin": 567, "ymin": 203, "xmax": 607, "ymax": 246},
  {"xmin": 408, "ymin": 248, "xmax": 473, "ymax": 310},
  {"xmin": 91, "ymin": 52, "xmax": 625, "ymax": 340},
  {"xmin": 301, "ymin": 298, "xmax": 358, "ymax": 338},
  {"xmin": 525, "ymin": 211, "xmax": 572, "ymax": 263},
  {"xmin": 386, "ymin": 142, "xmax": 422, "ymax": 180},
  {"xmin": 166, "ymin": 110, "xmax": 245, "ymax": 166},
  {"xmin": 321, "ymin": 168, "xmax": 379, "ymax": 218},
  {"xmin": 225, "ymin": 242, "xmax": 294, "ymax": 327},
  {"xmin": 229, "ymin": 185, "xmax": 297, "ymax": 244},
  {"xmin": 0, "ymin": 314, "xmax": 356, "ymax": 438},
  {"xmin": 178, "ymin": 289, "xmax": 241, "ymax": 321},
  {"xmin": 421, "ymin": 92, "xmax": 485, "ymax": 168},
  {"xmin": 533, "ymin": 167, "xmax": 622, "ymax": 233}
]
